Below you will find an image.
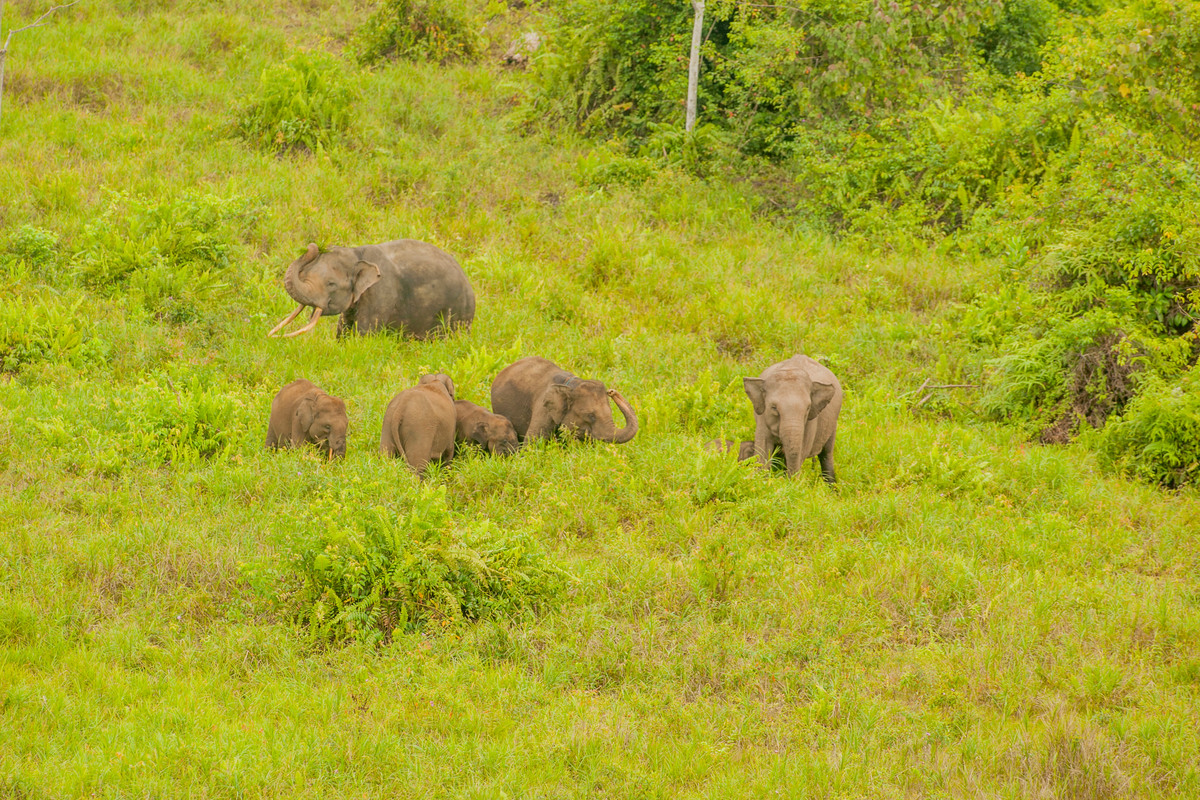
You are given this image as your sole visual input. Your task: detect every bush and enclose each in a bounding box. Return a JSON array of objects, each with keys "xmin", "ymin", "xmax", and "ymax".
[
  {"xmin": 1, "ymin": 225, "xmax": 60, "ymax": 279},
  {"xmin": 0, "ymin": 293, "xmax": 110, "ymax": 374},
  {"xmin": 113, "ymin": 377, "xmax": 242, "ymax": 464},
  {"xmin": 284, "ymin": 484, "xmax": 567, "ymax": 644},
  {"xmin": 237, "ymin": 51, "xmax": 356, "ymax": 153},
  {"xmin": 1098, "ymin": 369, "xmax": 1200, "ymax": 487},
  {"xmin": 71, "ymin": 192, "xmax": 256, "ymax": 321},
  {"xmin": 354, "ymin": 0, "xmax": 482, "ymax": 66}
]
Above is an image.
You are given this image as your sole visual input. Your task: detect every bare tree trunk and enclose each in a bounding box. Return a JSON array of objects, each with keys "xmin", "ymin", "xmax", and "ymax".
[
  {"xmin": 1, "ymin": 0, "xmax": 9, "ymax": 128},
  {"xmin": 686, "ymin": 0, "xmax": 704, "ymax": 133}
]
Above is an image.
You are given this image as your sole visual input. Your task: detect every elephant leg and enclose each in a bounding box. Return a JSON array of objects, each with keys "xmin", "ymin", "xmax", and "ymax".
[
  {"xmin": 380, "ymin": 420, "xmax": 400, "ymax": 458},
  {"xmin": 818, "ymin": 433, "xmax": 837, "ymax": 484},
  {"xmin": 400, "ymin": 428, "xmax": 436, "ymax": 475},
  {"xmin": 753, "ymin": 421, "xmax": 778, "ymax": 472}
]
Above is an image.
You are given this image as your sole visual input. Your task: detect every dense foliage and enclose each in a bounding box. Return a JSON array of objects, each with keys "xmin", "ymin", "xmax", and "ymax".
[
  {"xmin": 280, "ymin": 484, "xmax": 566, "ymax": 644},
  {"xmin": 236, "ymin": 51, "xmax": 356, "ymax": 153},
  {"xmin": 354, "ymin": 0, "xmax": 483, "ymax": 65}
]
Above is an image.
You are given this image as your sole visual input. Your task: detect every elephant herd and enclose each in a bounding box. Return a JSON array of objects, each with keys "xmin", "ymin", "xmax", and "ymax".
[
  {"xmin": 267, "ymin": 356, "xmax": 638, "ymax": 473},
  {"xmin": 265, "ymin": 239, "xmax": 843, "ymax": 481}
]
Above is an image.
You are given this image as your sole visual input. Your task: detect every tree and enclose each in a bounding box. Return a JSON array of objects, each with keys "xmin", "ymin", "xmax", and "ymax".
[
  {"xmin": 685, "ymin": 0, "xmax": 704, "ymax": 132},
  {"xmin": 0, "ymin": 0, "xmax": 78, "ymax": 128}
]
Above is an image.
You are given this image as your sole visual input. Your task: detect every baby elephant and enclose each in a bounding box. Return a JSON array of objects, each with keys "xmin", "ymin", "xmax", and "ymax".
[
  {"xmin": 266, "ymin": 379, "xmax": 348, "ymax": 459},
  {"xmin": 743, "ymin": 355, "xmax": 843, "ymax": 482},
  {"xmin": 455, "ymin": 400, "xmax": 519, "ymax": 456},
  {"xmin": 380, "ymin": 373, "xmax": 456, "ymax": 474},
  {"xmin": 705, "ymin": 438, "xmax": 756, "ymax": 462}
]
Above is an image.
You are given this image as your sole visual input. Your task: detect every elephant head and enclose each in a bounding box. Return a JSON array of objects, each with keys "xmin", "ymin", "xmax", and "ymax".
[
  {"xmin": 418, "ymin": 373, "xmax": 455, "ymax": 399},
  {"xmin": 268, "ymin": 243, "xmax": 382, "ymax": 337},
  {"xmin": 472, "ymin": 416, "xmax": 519, "ymax": 455},
  {"xmin": 743, "ymin": 371, "xmax": 836, "ymax": 475},
  {"xmin": 541, "ymin": 377, "xmax": 638, "ymax": 443},
  {"xmin": 295, "ymin": 393, "xmax": 348, "ymax": 459}
]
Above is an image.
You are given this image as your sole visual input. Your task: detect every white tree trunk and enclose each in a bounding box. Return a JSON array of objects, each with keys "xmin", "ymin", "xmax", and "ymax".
[{"xmin": 686, "ymin": 0, "xmax": 704, "ymax": 133}]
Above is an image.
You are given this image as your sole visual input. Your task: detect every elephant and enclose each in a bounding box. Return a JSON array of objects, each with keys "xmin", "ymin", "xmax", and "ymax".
[
  {"xmin": 705, "ymin": 438, "xmax": 757, "ymax": 462},
  {"xmin": 265, "ymin": 379, "xmax": 348, "ymax": 459},
  {"xmin": 380, "ymin": 373, "xmax": 457, "ymax": 474},
  {"xmin": 268, "ymin": 240, "xmax": 475, "ymax": 339},
  {"xmin": 490, "ymin": 357, "xmax": 637, "ymax": 444},
  {"xmin": 454, "ymin": 400, "xmax": 520, "ymax": 456},
  {"xmin": 743, "ymin": 355, "xmax": 843, "ymax": 482}
]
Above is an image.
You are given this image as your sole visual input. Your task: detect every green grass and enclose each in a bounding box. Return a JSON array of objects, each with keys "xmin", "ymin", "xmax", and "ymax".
[{"xmin": 1, "ymin": 1, "xmax": 1199, "ymax": 797}]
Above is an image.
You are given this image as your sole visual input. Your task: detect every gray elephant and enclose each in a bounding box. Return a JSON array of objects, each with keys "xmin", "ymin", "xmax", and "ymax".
[
  {"xmin": 268, "ymin": 240, "xmax": 475, "ymax": 339},
  {"xmin": 454, "ymin": 400, "xmax": 520, "ymax": 456},
  {"xmin": 265, "ymin": 379, "xmax": 348, "ymax": 459},
  {"xmin": 743, "ymin": 355, "xmax": 843, "ymax": 482},
  {"xmin": 491, "ymin": 357, "xmax": 637, "ymax": 444},
  {"xmin": 380, "ymin": 373, "xmax": 456, "ymax": 474}
]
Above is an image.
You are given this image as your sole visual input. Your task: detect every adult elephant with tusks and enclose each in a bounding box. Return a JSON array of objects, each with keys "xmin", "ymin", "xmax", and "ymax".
[
  {"xmin": 268, "ymin": 239, "xmax": 475, "ymax": 339},
  {"xmin": 491, "ymin": 357, "xmax": 638, "ymax": 444}
]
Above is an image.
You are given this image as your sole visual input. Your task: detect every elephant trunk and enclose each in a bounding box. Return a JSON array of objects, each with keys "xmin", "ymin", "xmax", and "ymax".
[
  {"xmin": 779, "ymin": 419, "xmax": 808, "ymax": 476},
  {"xmin": 598, "ymin": 390, "xmax": 638, "ymax": 444},
  {"xmin": 270, "ymin": 244, "xmax": 323, "ymax": 337}
]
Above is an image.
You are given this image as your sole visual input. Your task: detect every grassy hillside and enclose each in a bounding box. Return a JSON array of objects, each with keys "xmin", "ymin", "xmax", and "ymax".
[{"xmin": 2, "ymin": 1, "xmax": 1199, "ymax": 797}]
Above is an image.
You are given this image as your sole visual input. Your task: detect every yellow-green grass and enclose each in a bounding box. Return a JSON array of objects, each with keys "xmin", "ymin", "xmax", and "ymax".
[{"xmin": 1, "ymin": 1, "xmax": 1198, "ymax": 797}]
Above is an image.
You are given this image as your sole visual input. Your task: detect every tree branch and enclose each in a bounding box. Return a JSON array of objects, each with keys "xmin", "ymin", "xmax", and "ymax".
[{"xmin": 3, "ymin": 1, "xmax": 77, "ymax": 46}]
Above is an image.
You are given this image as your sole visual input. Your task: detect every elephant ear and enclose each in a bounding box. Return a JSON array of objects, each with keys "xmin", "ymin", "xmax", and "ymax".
[
  {"xmin": 351, "ymin": 260, "xmax": 382, "ymax": 306},
  {"xmin": 472, "ymin": 420, "xmax": 489, "ymax": 444},
  {"xmin": 743, "ymin": 377, "xmax": 767, "ymax": 416},
  {"xmin": 542, "ymin": 383, "xmax": 572, "ymax": 422},
  {"xmin": 808, "ymin": 380, "xmax": 836, "ymax": 420},
  {"xmin": 291, "ymin": 396, "xmax": 317, "ymax": 446}
]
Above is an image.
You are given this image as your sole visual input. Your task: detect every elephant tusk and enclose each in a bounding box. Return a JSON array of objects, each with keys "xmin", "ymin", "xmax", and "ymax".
[
  {"xmin": 282, "ymin": 307, "xmax": 323, "ymax": 338},
  {"xmin": 268, "ymin": 304, "xmax": 306, "ymax": 337}
]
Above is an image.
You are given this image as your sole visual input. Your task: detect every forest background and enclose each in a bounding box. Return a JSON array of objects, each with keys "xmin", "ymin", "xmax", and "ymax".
[{"xmin": 1, "ymin": 0, "xmax": 1199, "ymax": 796}]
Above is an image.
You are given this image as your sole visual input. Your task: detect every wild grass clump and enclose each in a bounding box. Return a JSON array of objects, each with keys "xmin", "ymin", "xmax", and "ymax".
[
  {"xmin": 236, "ymin": 51, "xmax": 356, "ymax": 153},
  {"xmin": 1097, "ymin": 369, "xmax": 1200, "ymax": 488},
  {"xmin": 71, "ymin": 192, "xmax": 257, "ymax": 322},
  {"xmin": 283, "ymin": 483, "xmax": 567, "ymax": 645},
  {"xmin": 354, "ymin": 0, "xmax": 482, "ymax": 66},
  {"xmin": 1, "ymin": 225, "xmax": 60, "ymax": 279},
  {"xmin": 0, "ymin": 293, "xmax": 110, "ymax": 374}
]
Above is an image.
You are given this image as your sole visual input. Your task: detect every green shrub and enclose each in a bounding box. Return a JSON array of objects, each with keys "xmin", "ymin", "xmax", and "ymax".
[
  {"xmin": 0, "ymin": 293, "xmax": 110, "ymax": 374},
  {"xmin": 977, "ymin": 0, "xmax": 1061, "ymax": 77},
  {"xmin": 237, "ymin": 51, "xmax": 356, "ymax": 153},
  {"xmin": 1097, "ymin": 369, "xmax": 1200, "ymax": 487},
  {"xmin": 284, "ymin": 484, "xmax": 567, "ymax": 644},
  {"xmin": 1, "ymin": 225, "xmax": 60, "ymax": 279},
  {"xmin": 101, "ymin": 377, "xmax": 242, "ymax": 465},
  {"xmin": 354, "ymin": 0, "xmax": 482, "ymax": 65},
  {"xmin": 71, "ymin": 192, "xmax": 256, "ymax": 321}
]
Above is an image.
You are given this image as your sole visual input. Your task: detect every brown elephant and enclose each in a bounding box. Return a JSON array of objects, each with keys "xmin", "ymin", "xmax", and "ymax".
[
  {"xmin": 454, "ymin": 400, "xmax": 520, "ymax": 456},
  {"xmin": 380, "ymin": 374, "xmax": 456, "ymax": 474},
  {"xmin": 268, "ymin": 240, "xmax": 475, "ymax": 339},
  {"xmin": 706, "ymin": 438, "xmax": 756, "ymax": 462},
  {"xmin": 490, "ymin": 357, "xmax": 637, "ymax": 444},
  {"xmin": 265, "ymin": 379, "xmax": 348, "ymax": 459},
  {"xmin": 743, "ymin": 355, "xmax": 843, "ymax": 482}
]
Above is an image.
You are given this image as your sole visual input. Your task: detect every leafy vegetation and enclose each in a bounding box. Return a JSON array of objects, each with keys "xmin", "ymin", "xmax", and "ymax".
[
  {"xmin": 354, "ymin": 0, "xmax": 484, "ymax": 65},
  {"xmin": 1, "ymin": 0, "xmax": 1199, "ymax": 796},
  {"xmin": 236, "ymin": 51, "xmax": 357, "ymax": 153},
  {"xmin": 279, "ymin": 483, "xmax": 566, "ymax": 644}
]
